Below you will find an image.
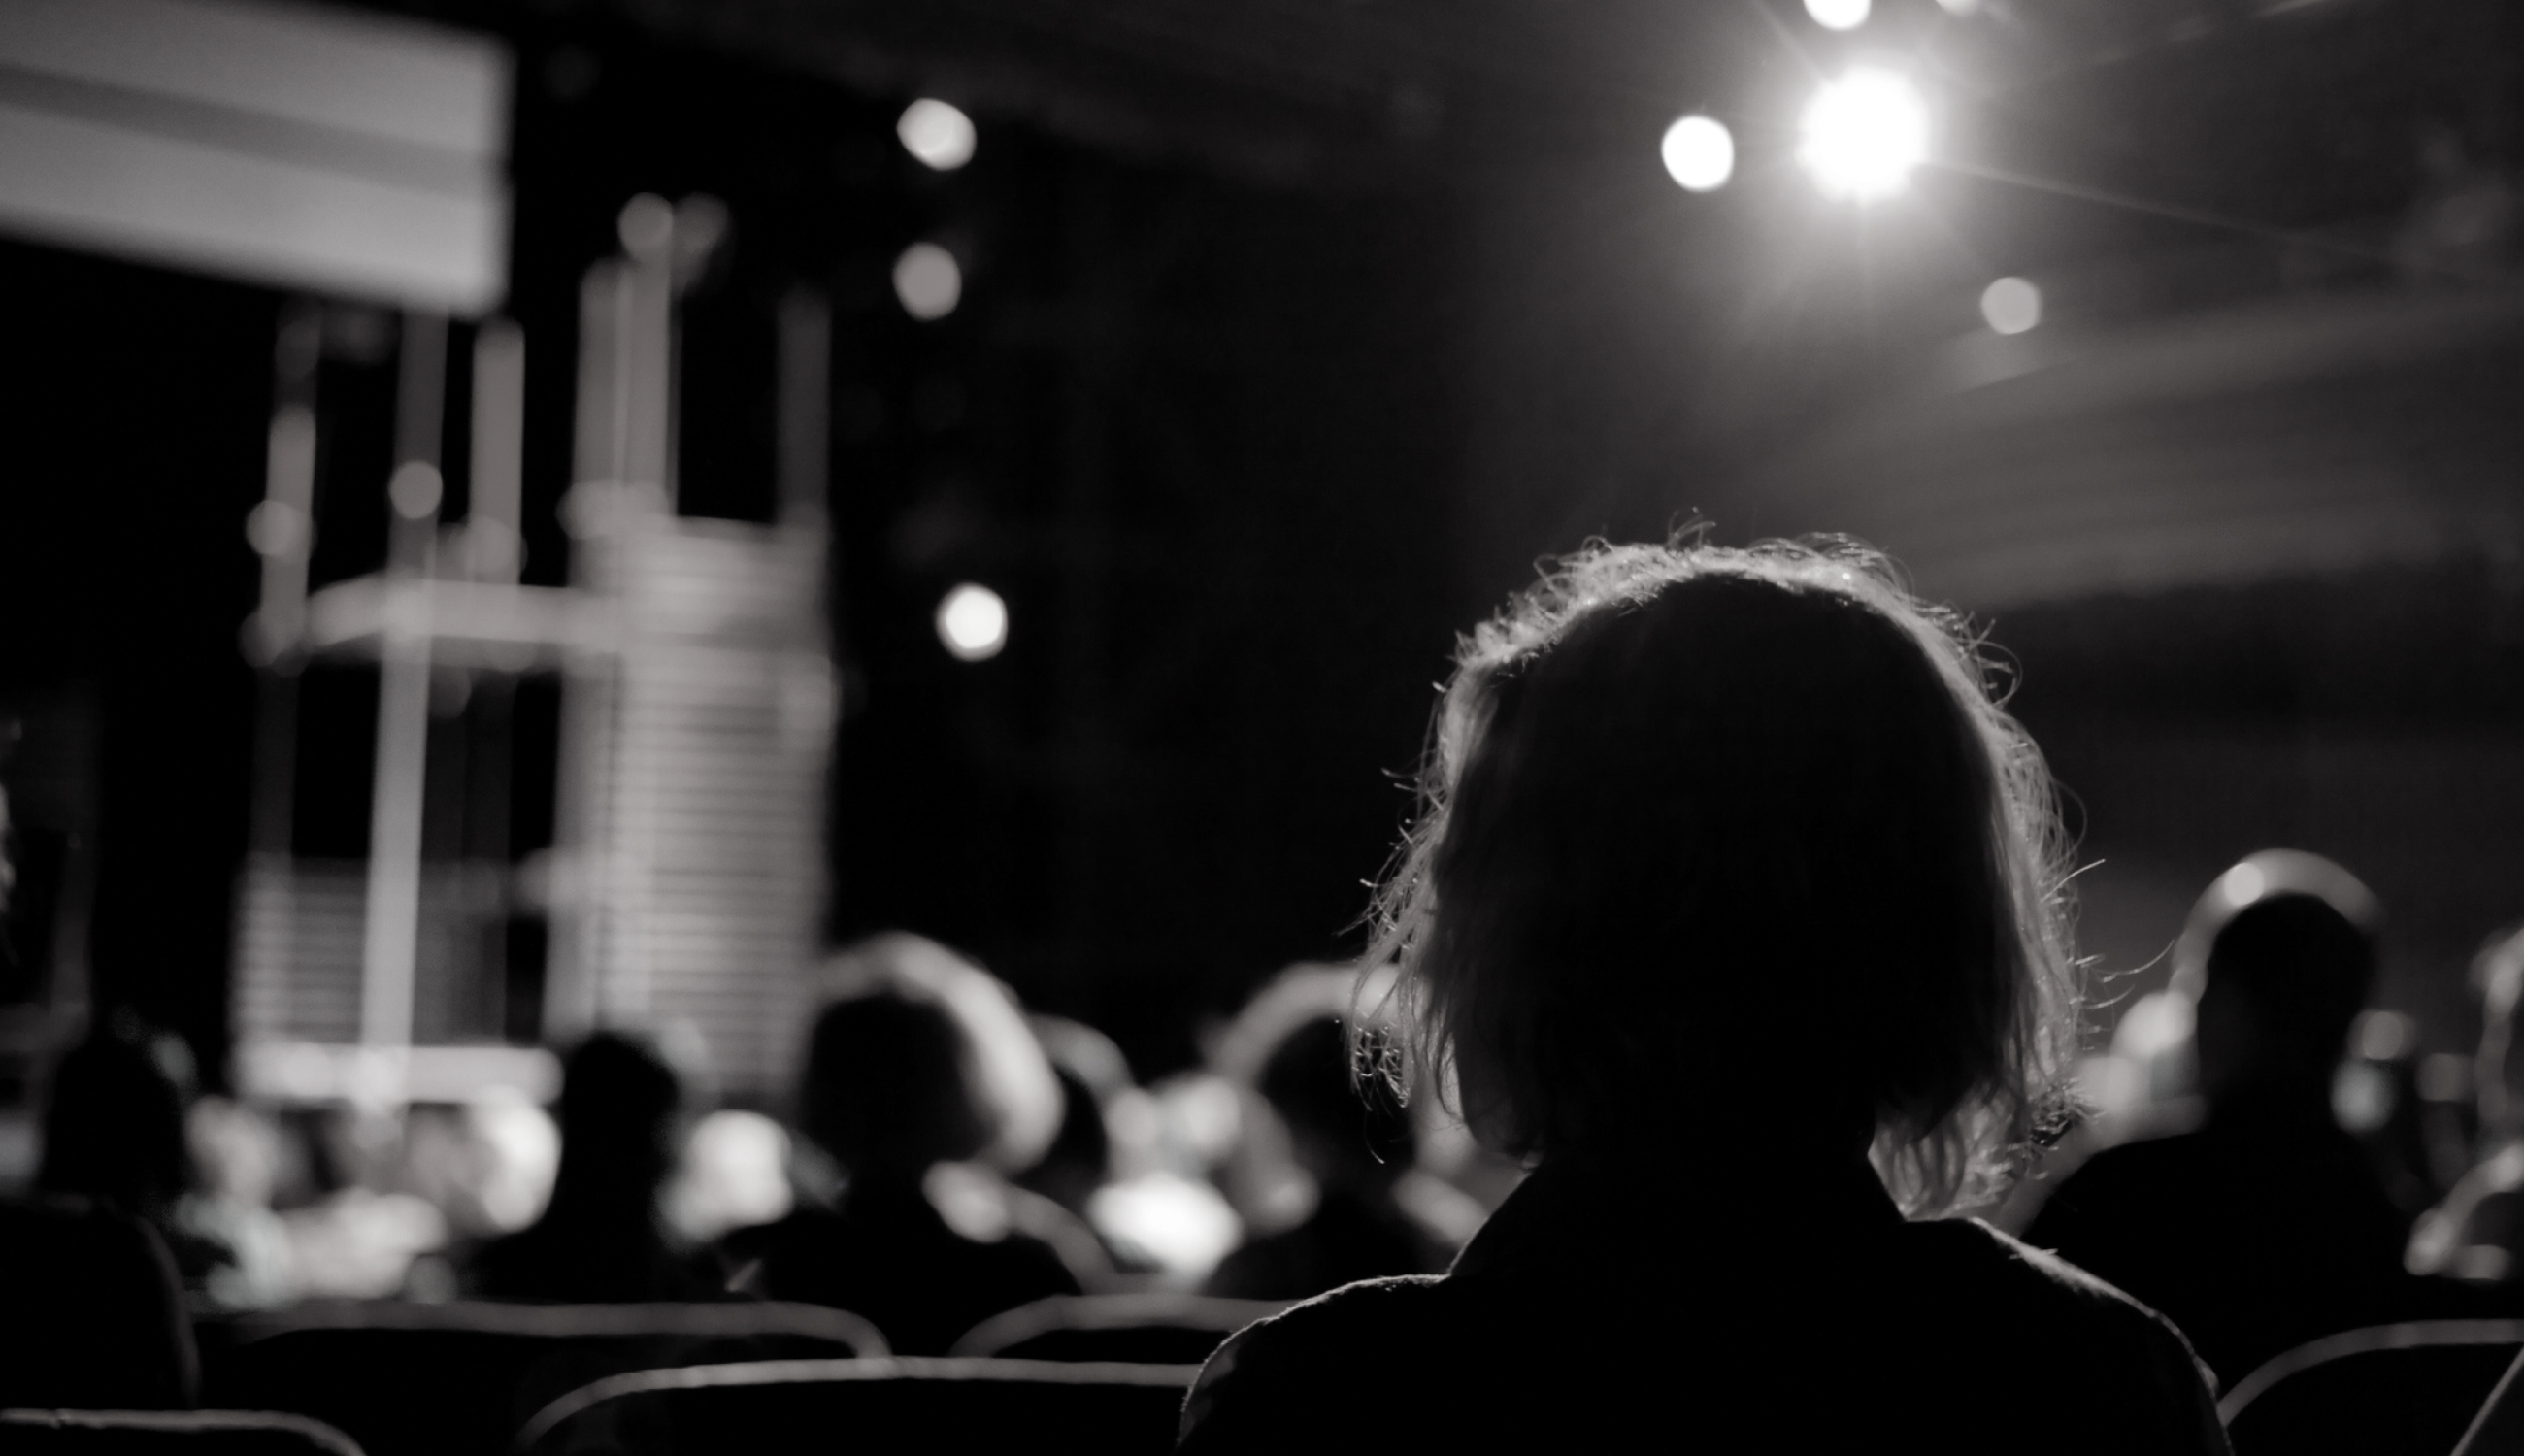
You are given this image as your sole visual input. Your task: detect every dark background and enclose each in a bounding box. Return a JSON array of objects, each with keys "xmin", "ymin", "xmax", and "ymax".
[{"xmin": 2, "ymin": 0, "xmax": 2519, "ymax": 1085}]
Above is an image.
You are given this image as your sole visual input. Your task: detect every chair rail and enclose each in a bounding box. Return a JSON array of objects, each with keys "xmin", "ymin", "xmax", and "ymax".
[
  {"xmin": 225, "ymin": 1300, "xmax": 887, "ymax": 1358},
  {"xmin": 947, "ymin": 1293, "xmax": 1290, "ymax": 1359},
  {"xmin": 2, "ymin": 1407, "xmax": 366, "ymax": 1456},
  {"xmin": 2217, "ymin": 1319, "xmax": 2524, "ymax": 1423},
  {"xmin": 514, "ymin": 1355, "xmax": 1202, "ymax": 1452}
]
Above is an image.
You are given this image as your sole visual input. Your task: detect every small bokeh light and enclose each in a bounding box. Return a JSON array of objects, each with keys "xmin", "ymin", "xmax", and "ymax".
[
  {"xmin": 1797, "ymin": 69, "xmax": 1928, "ymax": 201},
  {"xmin": 897, "ymin": 98, "xmax": 977, "ymax": 172},
  {"xmin": 387, "ymin": 462, "xmax": 443, "ymax": 519},
  {"xmin": 1804, "ymin": 0, "xmax": 1871, "ymax": 30},
  {"xmin": 936, "ymin": 582, "xmax": 1009, "ymax": 661},
  {"xmin": 893, "ymin": 243, "xmax": 963, "ymax": 320},
  {"xmin": 1660, "ymin": 116, "xmax": 1736, "ymax": 193},
  {"xmin": 1979, "ymin": 276, "xmax": 2042, "ymax": 335}
]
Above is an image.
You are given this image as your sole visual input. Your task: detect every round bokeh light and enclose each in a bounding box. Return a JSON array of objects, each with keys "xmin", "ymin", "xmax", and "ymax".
[
  {"xmin": 897, "ymin": 98, "xmax": 977, "ymax": 172},
  {"xmin": 1979, "ymin": 277, "xmax": 2042, "ymax": 335},
  {"xmin": 894, "ymin": 243, "xmax": 963, "ymax": 321},
  {"xmin": 937, "ymin": 582, "xmax": 1009, "ymax": 661},
  {"xmin": 1797, "ymin": 69, "xmax": 1928, "ymax": 201},
  {"xmin": 1660, "ymin": 115, "xmax": 1736, "ymax": 193},
  {"xmin": 1804, "ymin": 0, "xmax": 1871, "ymax": 30}
]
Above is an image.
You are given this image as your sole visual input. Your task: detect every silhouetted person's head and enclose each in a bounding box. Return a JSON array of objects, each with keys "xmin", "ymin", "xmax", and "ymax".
[
  {"xmin": 38, "ymin": 1023, "xmax": 187, "ymax": 1216},
  {"xmin": 1027, "ymin": 1063, "xmax": 1113, "ymax": 1213},
  {"xmin": 547, "ymin": 1032, "xmax": 682, "ymax": 1219},
  {"xmin": 1260, "ymin": 1016, "xmax": 1414, "ymax": 1194},
  {"xmin": 800, "ymin": 990, "xmax": 991, "ymax": 1187},
  {"xmin": 815, "ymin": 934, "xmax": 1063, "ymax": 1174},
  {"xmin": 1364, "ymin": 540, "xmax": 2079, "ymax": 1214},
  {"xmin": 2181, "ymin": 852, "xmax": 2380, "ymax": 1110}
]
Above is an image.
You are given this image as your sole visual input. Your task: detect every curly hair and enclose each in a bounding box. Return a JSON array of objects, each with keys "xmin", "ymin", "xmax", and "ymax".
[{"xmin": 1361, "ymin": 537, "xmax": 2083, "ymax": 1216}]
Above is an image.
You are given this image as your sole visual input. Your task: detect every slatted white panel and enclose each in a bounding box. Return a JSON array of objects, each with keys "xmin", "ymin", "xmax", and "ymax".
[
  {"xmin": 554, "ymin": 516, "xmax": 830, "ymax": 1098},
  {"xmin": 234, "ymin": 855, "xmax": 505, "ymax": 1047}
]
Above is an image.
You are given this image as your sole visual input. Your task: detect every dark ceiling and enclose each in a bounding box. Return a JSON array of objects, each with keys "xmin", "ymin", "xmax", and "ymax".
[{"xmin": 450, "ymin": 0, "xmax": 2513, "ymax": 200}]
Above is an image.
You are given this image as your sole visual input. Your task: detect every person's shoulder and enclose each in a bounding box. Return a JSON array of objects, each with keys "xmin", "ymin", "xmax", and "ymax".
[
  {"xmin": 1916, "ymin": 1215, "xmax": 2177, "ymax": 1318},
  {"xmin": 1904, "ymin": 1217, "xmax": 2228, "ymax": 1450},
  {"xmin": 0, "ymin": 1195, "xmax": 181, "ymax": 1284},
  {"xmin": 976, "ymin": 1221, "xmax": 1086, "ymax": 1298},
  {"xmin": 1178, "ymin": 1274, "xmax": 1451, "ymax": 1450},
  {"xmin": 1209, "ymin": 1271, "xmax": 1454, "ymax": 1360}
]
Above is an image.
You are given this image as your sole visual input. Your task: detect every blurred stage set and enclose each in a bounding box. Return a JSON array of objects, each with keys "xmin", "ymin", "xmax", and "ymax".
[{"xmin": 0, "ymin": 0, "xmax": 2519, "ymax": 1145}]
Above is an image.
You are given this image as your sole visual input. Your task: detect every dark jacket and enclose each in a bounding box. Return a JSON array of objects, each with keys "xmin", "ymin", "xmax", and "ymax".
[
  {"xmin": 717, "ymin": 1182, "xmax": 1079, "ymax": 1354},
  {"xmin": 470, "ymin": 1211, "xmax": 723, "ymax": 1305},
  {"xmin": 0, "ymin": 1197, "xmax": 197, "ymax": 1409},
  {"xmin": 1179, "ymin": 1159, "xmax": 2227, "ymax": 1453},
  {"xmin": 2025, "ymin": 1107, "xmax": 2516, "ymax": 1386}
]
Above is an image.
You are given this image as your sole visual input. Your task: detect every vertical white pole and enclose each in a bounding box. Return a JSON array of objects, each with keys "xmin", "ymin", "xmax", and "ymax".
[
  {"xmin": 468, "ymin": 320, "xmax": 525, "ymax": 585},
  {"xmin": 608, "ymin": 198, "xmax": 677, "ymax": 1027},
  {"xmin": 361, "ymin": 624, "xmax": 431, "ymax": 1051},
  {"xmin": 360, "ymin": 314, "xmax": 447, "ymax": 1057},
  {"xmin": 548, "ymin": 263, "xmax": 628, "ymax": 1044}
]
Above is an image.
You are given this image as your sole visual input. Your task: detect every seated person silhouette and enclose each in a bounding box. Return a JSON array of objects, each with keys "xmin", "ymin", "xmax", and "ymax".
[
  {"xmin": 1206, "ymin": 1016, "xmax": 1449, "ymax": 1300},
  {"xmin": 1179, "ymin": 538, "xmax": 2224, "ymax": 1453},
  {"xmin": 2402, "ymin": 925, "xmax": 2524, "ymax": 1283},
  {"xmin": 3, "ymin": 1021, "xmax": 198, "ymax": 1407},
  {"xmin": 716, "ymin": 964, "xmax": 1079, "ymax": 1352},
  {"xmin": 1013, "ymin": 1017, "xmax": 1135, "ymax": 1287},
  {"xmin": 2025, "ymin": 850, "xmax": 2458, "ymax": 1385},
  {"xmin": 472, "ymin": 1031, "xmax": 718, "ymax": 1302}
]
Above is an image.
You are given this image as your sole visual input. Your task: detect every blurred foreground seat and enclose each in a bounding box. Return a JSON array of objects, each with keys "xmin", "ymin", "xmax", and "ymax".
[
  {"xmin": 204, "ymin": 1301, "xmax": 884, "ymax": 1456},
  {"xmin": 949, "ymin": 1293, "xmax": 1288, "ymax": 1363},
  {"xmin": 2220, "ymin": 1319, "xmax": 2524, "ymax": 1456},
  {"xmin": 518, "ymin": 1356, "xmax": 1197, "ymax": 1455},
  {"xmin": 0, "ymin": 1200, "xmax": 196, "ymax": 1409},
  {"xmin": 0, "ymin": 1409, "xmax": 361, "ymax": 1456}
]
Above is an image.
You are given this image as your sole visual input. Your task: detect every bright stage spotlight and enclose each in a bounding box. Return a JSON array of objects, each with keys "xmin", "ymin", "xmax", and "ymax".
[
  {"xmin": 894, "ymin": 243, "xmax": 963, "ymax": 320},
  {"xmin": 898, "ymin": 98, "xmax": 977, "ymax": 171},
  {"xmin": 1797, "ymin": 69, "xmax": 1928, "ymax": 201},
  {"xmin": 937, "ymin": 582, "xmax": 1009, "ymax": 661},
  {"xmin": 1804, "ymin": 0, "xmax": 1871, "ymax": 30},
  {"xmin": 1979, "ymin": 276, "xmax": 2042, "ymax": 335},
  {"xmin": 1661, "ymin": 116, "xmax": 1735, "ymax": 192}
]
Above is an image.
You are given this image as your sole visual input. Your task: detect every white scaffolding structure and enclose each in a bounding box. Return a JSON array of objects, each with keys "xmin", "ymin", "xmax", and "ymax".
[{"xmin": 233, "ymin": 197, "xmax": 831, "ymax": 1104}]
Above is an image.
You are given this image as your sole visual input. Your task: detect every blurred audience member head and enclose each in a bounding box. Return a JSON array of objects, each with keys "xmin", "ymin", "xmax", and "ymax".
[
  {"xmin": 1025, "ymin": 1015, "xmax": 1133, "ymax": 1214},
  {"xmin": 801, "ymin": 985, "xmax": 992, "ymax": 1187},
  {"xmin": 2175, "ymin": 850, "xmax": 2380, "ymax": 1110},
  {"xmin": 1362, "ymin": 538, "xmax": 2080, "ymax": 1215},
  {"xmin": 547, "ymin": 1031, "xmax": 682, "ymax": 1221},
  {"xmin": 38, "ymin": 1016, "xmax": 190, "ymax": 1218},
  {"xmin": 816, "ymin": 934, "xmax": 1060, "ymax": 1175},
  {"xmin": 1260, "ymin": 1015, "xmax": 1413, "ymax": 1195}
]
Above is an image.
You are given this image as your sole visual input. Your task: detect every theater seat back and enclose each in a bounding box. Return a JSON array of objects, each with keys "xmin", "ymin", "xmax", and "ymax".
[
  {"xmin": 204, "ymin": 1302, "xmax": 883, "ymax": 1456},
  {"xmin": 0, "ymin": 1408, "xmax": 363, "ymax": 1455},
  {"xmin": 519, "ymin": 1356, "xmax": 1198, "ymax": 1455},
  {"xmin": 948, "ymin": 1293, "xmax": 1289, "ymax": 1363},
  {"xmin": 2221, "ymin": 1319, "xmax": 2524, "ymax": 1456}
]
